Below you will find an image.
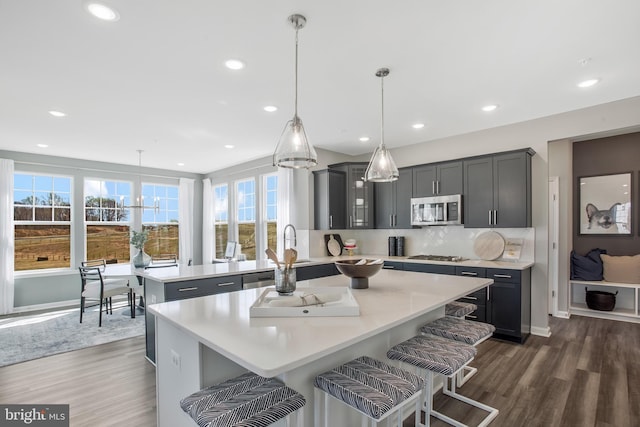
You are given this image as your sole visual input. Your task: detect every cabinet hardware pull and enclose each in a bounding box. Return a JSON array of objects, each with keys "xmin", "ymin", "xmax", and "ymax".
[
  {"xmin": 460, "ymin": 271, "xmax": 477, "ymax": 276},
  {"xmin": 178, "ymin": 287, "xmax": 198, "ymax": 292},
  {"xmin": 390, "ymin": 215, "xmax": 393, "ymax": 227},
  {"xmin": 493, "ymin": 210, "xmax": 497, "ymax": 225},
  {"xmin": 493, "ymin": 274, "xmax": 512, "ymax": 279},
  {"xmin": 437, "ymin": 181, "xmax": 440, "ymax": 194},
  {"xmin": 487, "ymin": 285, "xmax": 490, "ymax": 301},
  {"xmin": 466, "ymin": 315, "xmax": 477, "ymax": 319},
  {"xmin": 350, "ymin": 216, "xmax": 353, "ymax": 228},
  {"xmin": 460, "ymin": 296, "xmax": 478, "ymax": 301},
  {"xmin": 329, "ymin": 215, "xmax": 333, "ymax": 228},
  {"xmin": 488, "ymin": 210, "xmax": 492, "ymax": 225},
  {"xmin": 383, "ymin": 266, "xmax": 395, "ymax": 269},
  {"xmin": 432, "ymin": 181, "xmax": 436, "ymax": 194},
  {"xmin": 217, "ymin": 282, "xmax": 236, "ymax": 287},
  {"xmin": 393, "ymin": 214, "xmax": 397, "ymax": 227}
]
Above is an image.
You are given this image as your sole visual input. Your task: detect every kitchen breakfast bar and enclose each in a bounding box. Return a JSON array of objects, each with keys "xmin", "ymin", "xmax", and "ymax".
[{"xmin": 148, "ymin": 268, "xmax": 493, "ymax": 426}]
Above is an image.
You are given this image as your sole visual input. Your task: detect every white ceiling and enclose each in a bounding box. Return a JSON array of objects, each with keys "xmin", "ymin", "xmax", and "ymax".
[{"xmin": 1, "ymin": 0, "xmax": 639, "ymax": 174}]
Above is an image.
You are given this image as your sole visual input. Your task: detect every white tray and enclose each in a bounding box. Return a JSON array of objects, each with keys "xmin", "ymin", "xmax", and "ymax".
[{"xmin": 250, "ymin": 287, "xmax": 360, "ymax": 317}]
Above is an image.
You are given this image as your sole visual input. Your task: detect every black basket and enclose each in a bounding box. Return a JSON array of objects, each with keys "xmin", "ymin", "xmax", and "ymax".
[{"xmin": 585, "ymin": 287, "xmax": 617, "ymax": 311}]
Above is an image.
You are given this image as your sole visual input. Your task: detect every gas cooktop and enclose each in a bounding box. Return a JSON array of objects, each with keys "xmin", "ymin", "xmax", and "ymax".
[{"xmin": 407, "ymin": 255, "xmax": 467, "ymax": 262}]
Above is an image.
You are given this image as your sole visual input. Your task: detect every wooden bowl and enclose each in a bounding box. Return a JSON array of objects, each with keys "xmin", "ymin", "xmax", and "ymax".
[{"xmin": 335, "ymin": 259, "xmax": 384, "ymax": 289}]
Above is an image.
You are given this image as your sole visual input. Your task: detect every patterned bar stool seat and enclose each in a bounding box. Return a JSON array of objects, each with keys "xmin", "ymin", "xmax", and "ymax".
[
  {"xmin": 420, "ymin": 316, "xmax": 495, "ymax": 386},
  {"xmin": 180, "ymin": 372, "xmax": 305, "ymax": 427},
  {"xmin": 444, "ymin": 301, "xmax": 477, "ymax": 318},
  {"xmin": 314, "ymin": 356, "xmax": 424, "ymax": 427},
  {"xmin": 387, "ymin": 334, "xmax": 498, "ymax": 427}
]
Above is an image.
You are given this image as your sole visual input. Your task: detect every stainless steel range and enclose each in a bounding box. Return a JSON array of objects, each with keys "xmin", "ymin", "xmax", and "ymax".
[{"xmin": 407, "ymin": 254, "xmax": 467, "ymax": 262}]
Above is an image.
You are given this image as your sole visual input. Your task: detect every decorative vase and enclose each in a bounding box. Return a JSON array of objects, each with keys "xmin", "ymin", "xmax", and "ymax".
[{"xmin": 132, "ymin": 249, "xmax": 152, "ymax": 268}]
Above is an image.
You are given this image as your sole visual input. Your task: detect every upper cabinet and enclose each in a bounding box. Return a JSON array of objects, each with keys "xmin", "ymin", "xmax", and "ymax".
[
  {"xmin": 314, "ymin": 163, "xmax": 374, "ymax": 230},
  {"xmin": 313, "ymin": 169, "xmax": 346, "ymax": 230},
  {"xmin": 463, "ymin": 149, "xmax": 534, "ymax": 228},
  {"xmin": 413, "ymin": 160, "xmax": 463, "ymax": 197},
  {"xmin": 375, "ymin": 168, "xmax": 412, "ymax": 229},
  {"xmin": 333, "ymin": 163, "xmax": 375, "ymax": 229}
]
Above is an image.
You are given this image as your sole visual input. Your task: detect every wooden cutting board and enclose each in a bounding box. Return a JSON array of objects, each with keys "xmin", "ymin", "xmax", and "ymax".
[{"xmin": 473, "ymin": 231, "xmax": 505, "ymax": 260}]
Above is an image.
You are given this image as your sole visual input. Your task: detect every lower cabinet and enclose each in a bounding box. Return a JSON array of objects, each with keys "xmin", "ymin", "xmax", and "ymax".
[
  {"xmin": 455, "ymin": 266, "xmax": 487, "ymax": 322},
  {"xmin": 296, "ymin": 263, "xmax": 340, "ymax": 281},
  {"xmin": 487, "ymin": 268, "xmax": 531, "ymax": 343},
  {"xmin": 144, "ymin": 274, "xmax": 243, "ymax": 363}
]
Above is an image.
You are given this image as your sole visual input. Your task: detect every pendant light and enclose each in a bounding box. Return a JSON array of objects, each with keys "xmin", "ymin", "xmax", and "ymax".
[
  {"xmin": 364, "ymin": 68, "xmax": 399, "ymax": 182},
  {"xmin": 118, "ymin": 150, "xmax": 159, "ymax": 213},
  {"xmin": 273, "ymin": 14, "xmax": 318, "ymax": 169}
]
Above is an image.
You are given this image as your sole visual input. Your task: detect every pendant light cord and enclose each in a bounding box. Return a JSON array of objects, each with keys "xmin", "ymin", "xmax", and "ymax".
[
  {"xmin": 380, "ymin": 75, "xmax": 385, "ymax": 148},
  {"xmin": 294, "ymin": 27, "xmax": 299, "ymax": 118}
]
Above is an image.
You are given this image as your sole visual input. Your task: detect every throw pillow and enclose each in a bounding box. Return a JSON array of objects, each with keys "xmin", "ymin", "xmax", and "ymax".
[{"xmin": 601, "ymin": 254, "xmax": 640, "ymax": 283}]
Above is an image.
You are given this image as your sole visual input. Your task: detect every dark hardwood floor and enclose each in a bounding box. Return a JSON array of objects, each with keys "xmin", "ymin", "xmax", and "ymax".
[{"xmin": 0, "ymin": 315, "xmax": 638, "ymax": 427}]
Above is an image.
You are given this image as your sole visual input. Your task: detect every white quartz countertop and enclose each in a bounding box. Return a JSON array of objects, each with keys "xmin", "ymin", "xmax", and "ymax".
[
  {"xmin": 134, "ymin": 255, "xmax": 532, "ymax": 284},
  {"xmin": 148, "ymin": 269, "xmax": 493, "ymax": 377}
]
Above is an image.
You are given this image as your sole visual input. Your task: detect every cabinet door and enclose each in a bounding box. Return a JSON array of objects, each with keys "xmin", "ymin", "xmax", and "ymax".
[
  {"xmin": 437, "ymin": 161, "xmax": 463, "ymax": 195},
  {"xmin": 374, "ymin": 180, "xmax": 394, "ymax": 229},
  {"xmin": 412, "ymin": 164, "xmax": 437, "ymax": 197},
  {"xmin": 463, "ymin": 156, "xmax": 494, "ymax": 228},
  {"xmin": 313, "ymin": 170, "xmax": 346, "ymax": 230},
  {"xmin": 403, "ymin": 263, "xmax": 456, "ymax": 275},
  {"xmin": 297, "ymin": 264, "xmax": 340, "ymax": 281},
  {"xmin": 165, "ymin": 275, "xmax": 242, "ymax": 301},
  {"xmin": 347, "ymin": 164, "xmax": 374, "ymax": 229},
  {"xmin": 493, "ymin": 151, "xmax": 531, "ymax": 227},
  {"xmin": 395, "ymin": 168, "xmax": 413, "ymax": 228},
  {"xmin": 488, "ymin": 281, "xmax": 521, "ymax": 337}
]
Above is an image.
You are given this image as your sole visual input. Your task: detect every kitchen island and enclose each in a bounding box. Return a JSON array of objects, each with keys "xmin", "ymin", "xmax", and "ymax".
[{"xmin": 149, "ymin": 268, "xmax": 493, "ymax": 426}]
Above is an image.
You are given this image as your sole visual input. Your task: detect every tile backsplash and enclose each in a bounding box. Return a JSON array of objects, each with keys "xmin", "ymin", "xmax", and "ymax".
[{"xmin": 305, "ymin": 226, "xmax": 535, "ymax": 263}]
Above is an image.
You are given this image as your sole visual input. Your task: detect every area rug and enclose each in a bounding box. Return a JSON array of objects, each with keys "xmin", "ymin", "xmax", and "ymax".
[{"xmin": 0, "ymin": 304, "xmax": 145, "ymax": 367}]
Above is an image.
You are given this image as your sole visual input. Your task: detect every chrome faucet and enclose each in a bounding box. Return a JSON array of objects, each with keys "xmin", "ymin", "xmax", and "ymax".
[{"xmin": 283, "ymin": 224, "xmax": 297, "ymax": 250}]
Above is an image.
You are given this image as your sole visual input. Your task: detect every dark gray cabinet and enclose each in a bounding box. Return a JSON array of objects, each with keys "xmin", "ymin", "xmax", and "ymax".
[
  {"xmin": 487, "ymin": 268, "xmax": 531, "ymax": 343},
  {"xmin": 375, "ymin": 168, "xmax": 412, "ymax": 229},
  {"xmin": 313, "ymin": 169, "xmax": 346, "ymax": 230},
  {"xmin": 144, "ymin": 274, "xmax": 242, "ymax": 363},
  {"xmin": 455, "ymin": 266, "xmax": 488, "ymax": 322},
  {"xmin": 332, "ymin": 163, "xmax": 374, "ymax": 229},
  {"xmin": 463, "ymin": 149, "xmax": 533, "ymax": 228},
  {"xmin": 413, "ymin": 161, "xmax": 463, "ymax": 197},
  {"xmin": 403, "ymin": 262, "xmax": 456, "ymax": 275},
  {"xmin": 296, "ymin": 263, "xmax": 340, "ymax": 281}
]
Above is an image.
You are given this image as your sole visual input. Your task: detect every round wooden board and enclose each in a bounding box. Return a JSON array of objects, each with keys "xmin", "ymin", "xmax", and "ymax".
[
  {"xmin": 473, "ymin": 231, "xmax": 505, "ymax": 260},
  {"xmin": 327, "ymin": 235, "xmax": 341, "ymax": 256}
]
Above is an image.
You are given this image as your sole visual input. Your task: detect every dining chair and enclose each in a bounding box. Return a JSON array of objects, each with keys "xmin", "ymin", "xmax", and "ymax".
[{"xmin": 78, "ymin": 265, "xmax": 132, "ymax": 327}]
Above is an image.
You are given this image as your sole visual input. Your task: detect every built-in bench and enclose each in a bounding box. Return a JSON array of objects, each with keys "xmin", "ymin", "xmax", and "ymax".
[{"xmin": 569, "ymin": 279, "xmax": 640, "ymax": 323}]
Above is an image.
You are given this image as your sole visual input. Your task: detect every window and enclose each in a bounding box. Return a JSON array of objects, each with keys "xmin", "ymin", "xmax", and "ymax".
[
  {"xmin": 84, "ymin": 179, "xmax": 131, "ymax": 264},
  {"xmin": 214, "ymin": 184, "xmax": 228, "ymax": 259},
  {"xmin": 141, "ymin": 184, "xmax": 179, "ymax": 258},
  {"xmin": 236, "ymin": 179, "xmax": 256, "ymax": 260},
  {"xmin": 14, "ymin": 173, "xmax": 72, "ymax": 271},
  {"xmin": 264, "ymin": 174, "xmax": 278, "ymax": 251}
]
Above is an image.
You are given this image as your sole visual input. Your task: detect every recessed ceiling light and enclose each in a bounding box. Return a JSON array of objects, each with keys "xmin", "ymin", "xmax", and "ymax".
[
  {"xmin": 224, "ymin": 144, "xmax": 235, "ymax": 149},
  {"xmin": 359, "ymin": 137, "xmax": 370, "ymax": 142},
  {"xmin": 224, "ymin": 59, "xmax": 245, "ymax": 70},
  {"xmin": 37, "ymin": 144, "xmax": 49, "ymax": 148},
  {"xmin": 85, "ymin": 2, "xmax": 120, "ymax": 21},
  {"xmin": 577, "ymin": 78, "xmax": 600, "ymax": 88},
  {"xmin": 264, "ymin": 106, "xmax": 278, "ymax": 112},
  {"xmin": 482, "ymin": 104, "xmax": 499, "ymax": 112},
  {"xmin": 177, "ymin": 162, "xmax": 185, "ymax": 166},
  {"xmin": 48, "ymin": 110, "xmax": 67, "ymax": 117},
  {"xmin": 412, "ymin": 123, "xmax": 425, "ymax": 129}
]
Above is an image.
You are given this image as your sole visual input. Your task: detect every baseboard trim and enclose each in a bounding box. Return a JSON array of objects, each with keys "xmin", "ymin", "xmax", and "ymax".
[
  {"xmin": 531, "ymin": 325, "xmax": 551, "ymax": 338},
  {"xmin": 555, "ymin": 311, "xmax": 570, "ymax": 319},
  {"xmin": 8, "ymin": 300, "xmax": 78, "ymax": 316}
]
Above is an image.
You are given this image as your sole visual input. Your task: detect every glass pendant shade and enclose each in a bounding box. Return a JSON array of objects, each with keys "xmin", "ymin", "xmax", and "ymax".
[
  {"xmin": 273, "ymin": 14, "xmax": 317, "ymax": 169},
  {"xmin": 273, "ymin": 115, "xmax": 317, "ymax": 169},
  {"xmin": 364, "ymin": 67, "xmax": 399, "ymax": 182},
  {"xmin": 365, "ymin": 144, "xmax": 399, "ymax": 182}
]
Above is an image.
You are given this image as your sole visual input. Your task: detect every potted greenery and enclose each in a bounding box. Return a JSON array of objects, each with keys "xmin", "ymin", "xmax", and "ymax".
[{"xmin": 130, "ymin": 229, "xmax": 151, "ymax": 268}]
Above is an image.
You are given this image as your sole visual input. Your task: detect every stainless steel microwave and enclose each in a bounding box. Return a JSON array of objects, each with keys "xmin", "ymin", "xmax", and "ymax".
[{"xmin": 410, "ymin": 194, "xmax": 463, "ymax": 226}]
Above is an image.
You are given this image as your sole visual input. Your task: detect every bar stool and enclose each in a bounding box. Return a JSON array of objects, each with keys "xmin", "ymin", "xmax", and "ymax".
[
  {"xmin": 387, "ymin": 334, "xmax": 498, "ymax": 427},
  {"xmin": 444, "ymin": 301, "xmax": 477, "ymax": 318},
  {"xmin": 314, "ymin": 355, "xmax": 424, "ymax": 427},
  {"xmin": 180, "ymin": 372, "xmax": 305, "ymax": 427},
  {"xmin": 420, "ymin": 316, "xmax": 495, "ymax": 386}
]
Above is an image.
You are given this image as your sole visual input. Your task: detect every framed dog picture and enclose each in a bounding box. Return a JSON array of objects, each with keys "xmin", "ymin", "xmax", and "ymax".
[{"xmin": 579, "ymin": 172, "xmax": 631, "ymax": 235}]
